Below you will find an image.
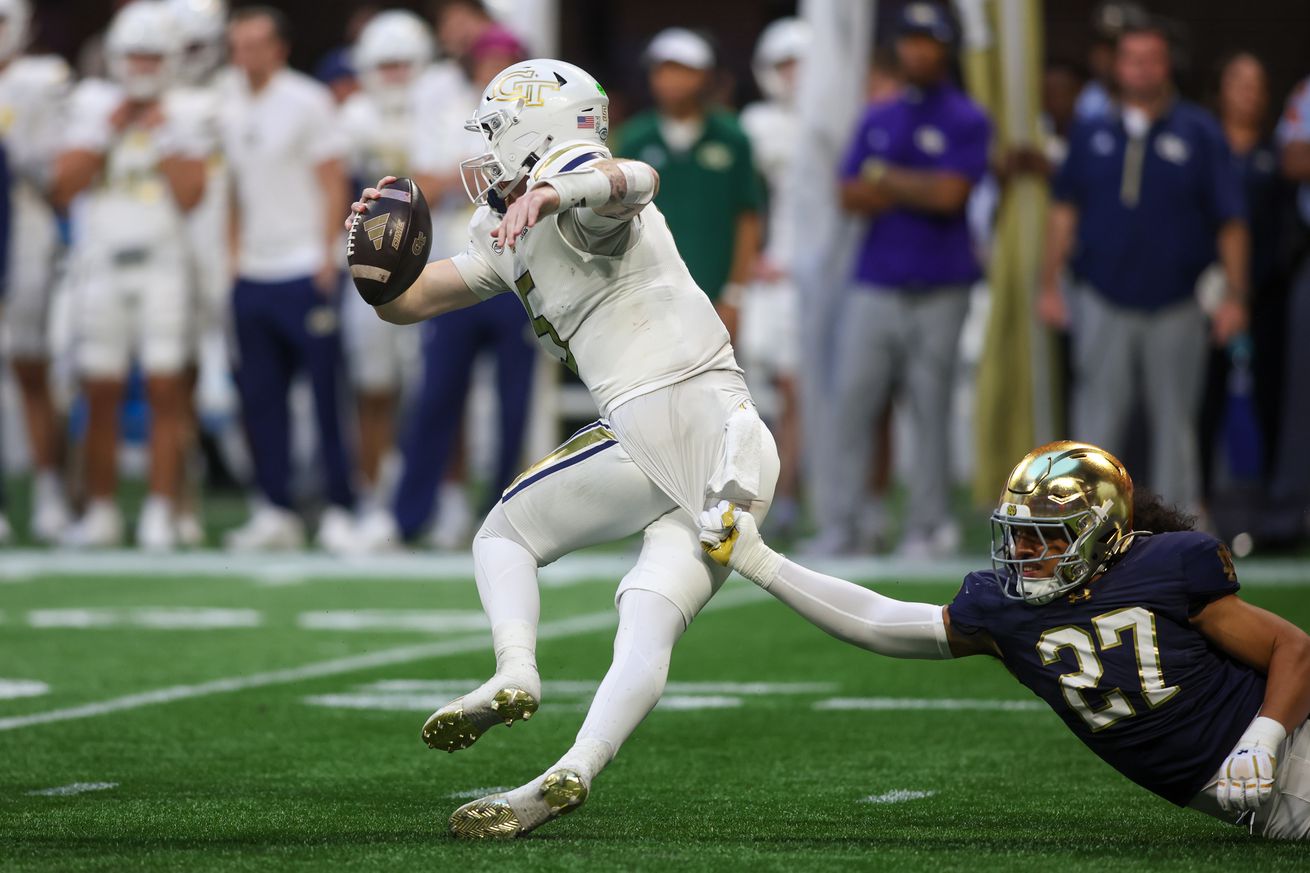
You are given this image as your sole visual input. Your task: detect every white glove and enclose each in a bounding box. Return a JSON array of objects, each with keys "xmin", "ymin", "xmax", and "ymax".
[
  {"xmin": 697, "ymin": 500, "xmax": 781, "ymax": 585},
  {"xmin": 1215, "ymin": 716, "xmax": 1285, "ymax": 813}
]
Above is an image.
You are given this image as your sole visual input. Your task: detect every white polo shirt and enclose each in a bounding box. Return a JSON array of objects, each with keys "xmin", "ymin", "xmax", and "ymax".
[{"xmin": 221, "ymin": 68, "xmax": 346, "ymax": 282}]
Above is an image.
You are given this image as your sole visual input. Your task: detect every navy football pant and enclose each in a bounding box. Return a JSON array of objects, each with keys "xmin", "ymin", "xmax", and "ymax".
[
  {"xmin": 232, "ymin": 276, "xmax": 355, "ymax": 510},
  {"xmin": 393, "ymin": 293, "xmax": 535, "ymax": 539}
]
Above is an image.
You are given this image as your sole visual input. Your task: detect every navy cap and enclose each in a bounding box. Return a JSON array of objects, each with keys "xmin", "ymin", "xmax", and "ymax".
[{"xmin": 896, "ymin": 2, "xmax": 955, "ymax": 44}]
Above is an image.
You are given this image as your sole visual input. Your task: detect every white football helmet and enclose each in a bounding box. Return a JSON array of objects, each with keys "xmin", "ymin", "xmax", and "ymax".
[
  {"xmin": 752, "ymin": 17, "xmax": 811, "ymax": 104},
  {"xmin": 0, "ymin": 0, "xmax": 31, "ymax": 63},
  {"xmin": 167, "ymin": 0, "xmax": 227, "ymax": 85},
  {"xmin": 106, "ymin": 1, "xmax": 182, "ymax": 101},
  {"xmin": 354, "ymin": 10, "xmax": 433, "ymax": 109},
  {"xmin": 460, "ymin": 58, "xmax": 610, "ymax": 208}
]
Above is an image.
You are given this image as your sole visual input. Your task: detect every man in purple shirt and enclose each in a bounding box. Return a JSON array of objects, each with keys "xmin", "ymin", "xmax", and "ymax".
[{"xmin": 814, "ymin": 2, "xmax": 989, "ymax": 557}]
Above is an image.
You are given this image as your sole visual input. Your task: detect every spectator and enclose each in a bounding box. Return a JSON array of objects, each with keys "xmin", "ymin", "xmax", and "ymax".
[
  {"xmin": 353, "ymin": 25, "xmax": 537, "ymax": 552},
  {"xmin": 1075, "ymin": 1, "xmax": 1148, "ymax": 122},
  {"xmin": 432, "ymin": 0, "xmax": 494, "ymax": 62},
  {"xmin": 1200, "ymin": 52, "xmax": 1287, "ymax": 499},
  {"xmin": 313, "ymin": 3, "xmax": 379, "ymax": 105},
  {"xmin": 0, "ymin": 0, "xmax": 72, "ymax": 544},
  {"xmin": 52, "ymin": 1, "xmax": 209, "ymax": 549},
  {"xmin": 1039, "ymin": 20, "xmax": 1248, "ymax": 515},
  {"xmin": 1268, "ymin": 71, "xmax": 1310, "ymax": 542},
  {"xmin": 338, "ymin": 10, "xmax": 431, "ymax": 522},
  {"xmin": 221, "ymin": 6, "xmax": 356, "ymax": 552},
  {"xmin": 614, "ymin": 28, "xmax": 762, "ymax": 340},
  {"xmin": 0, "ymin": 137, "xmax": 9, "ymax": 543},
  {"xmin": 816, "ymin": 1, "xmax": 989, "ymax": 558},
  {"xmin": 739, "ymin": 17, "xmax": 810, "ymax": 536}
]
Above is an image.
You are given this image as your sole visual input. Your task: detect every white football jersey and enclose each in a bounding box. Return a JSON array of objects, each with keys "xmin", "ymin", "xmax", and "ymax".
[
  {"xmin": 63, "ymin": 79, "xmax": 213, "ymax": 255},
  {"xmin": 450, "ymin": 146, "xmax": 739, "ymax": 415},
  {"xmin": 740, "ymin": 100, "xmax": 799, "ymax": 263},
  {"xmin": 0, "ymin": 55, "xmax": 72, "ymax": 190},
  {"xmin": 173, "ymin": 76, "xmax": 232, "ymax": 313}
]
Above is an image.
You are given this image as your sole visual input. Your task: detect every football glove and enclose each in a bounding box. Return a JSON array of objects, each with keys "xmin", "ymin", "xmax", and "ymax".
[
  {"xmin": 698, "ymin": 500, "xmax": 781, "ymax": 586},
  {"xmin": 698, "ymin": 500, "xmax": 740, "ymax": 566},
  {"xmin": 1215, "ymin": 716, "xmax": 1286, "ymax": 813}
]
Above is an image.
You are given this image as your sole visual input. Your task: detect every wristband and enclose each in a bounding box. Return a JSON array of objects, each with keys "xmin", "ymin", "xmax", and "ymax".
[
  {"xmin": 536, "ymin": 167, "xmax": 611, "ymax": 211},
  {"xmin": 732, "ymin": 532, "xmax": 784, "ymax": 589},
  {"xmin": 1237, "ymin": 715, "xmax": 1287, "ymax": 753}
]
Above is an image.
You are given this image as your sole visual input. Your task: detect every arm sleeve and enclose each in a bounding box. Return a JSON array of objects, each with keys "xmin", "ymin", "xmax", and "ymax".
[
  {"xmin": 760, "ymin": 557, "xmax": 953, "ymax": 660},
  {"xmin": 449, "ymin": 239, "xmax": 509, "ymax": 300},
  {"xmin": 1179, "ymin": 533, "xmax": 1242, "ymax": 616}
]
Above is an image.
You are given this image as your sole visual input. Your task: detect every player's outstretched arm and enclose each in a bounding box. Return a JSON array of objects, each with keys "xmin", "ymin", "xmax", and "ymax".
[
  {"xmin": 346, "ymin": 177, "xmax": 482, "ymax": 324},
  {"xmin": 490, "ymin": 158, "xmax": 661, "ymax": 252},
  {"xmin": 699, "ymin": 503, "xmax": 955, "ymax": 660},
  {"xmin": 373, "ymin": 258, "xmax": 482, "ymax": 325}
]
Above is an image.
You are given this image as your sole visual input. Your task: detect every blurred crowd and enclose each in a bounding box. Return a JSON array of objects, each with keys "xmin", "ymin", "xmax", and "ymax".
[{"xmin": 0, "ymin": 0, "xmax": 1308, "ymax": 556}]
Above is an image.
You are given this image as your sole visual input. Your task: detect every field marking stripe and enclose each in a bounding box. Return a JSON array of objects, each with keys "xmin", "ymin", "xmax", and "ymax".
[
  {"xmin": 1, "ymin": 550, "xmax": 1305, "ymax": 586},
  {"xmin": 0, "ymin": 585, "xmax": 766, "ymax": 733}
]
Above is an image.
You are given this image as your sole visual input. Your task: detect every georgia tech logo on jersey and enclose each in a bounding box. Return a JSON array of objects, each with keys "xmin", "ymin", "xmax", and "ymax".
[
  {"xmin": 491, "ymin": 69, "xmax": 561, "ymax": 107},
  {"xmin": 363, "ymin": 214, "xmax": 389, "ymax": 252}
]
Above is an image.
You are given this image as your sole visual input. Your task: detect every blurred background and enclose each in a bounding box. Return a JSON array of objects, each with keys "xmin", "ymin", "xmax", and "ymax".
[{"xmin": 3, "ymin": 0, "xmax": 1310, "ymax": 559}]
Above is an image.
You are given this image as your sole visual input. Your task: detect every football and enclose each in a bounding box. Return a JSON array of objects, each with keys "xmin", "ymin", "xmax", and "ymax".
[{"xmin": 346, "ymin": 177, "xmax": 433, "ymax": 306}]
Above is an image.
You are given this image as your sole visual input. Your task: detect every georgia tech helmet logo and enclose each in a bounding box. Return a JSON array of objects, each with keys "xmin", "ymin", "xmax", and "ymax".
[{"xmin": 492, "ymin": 69, "xmax": 561, "ymax": 107}]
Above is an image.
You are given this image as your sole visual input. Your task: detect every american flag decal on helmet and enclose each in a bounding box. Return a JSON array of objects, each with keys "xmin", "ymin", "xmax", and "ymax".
[{"xmin": 577, "ymin": 115, "xmax": 596, "ymax": 129}]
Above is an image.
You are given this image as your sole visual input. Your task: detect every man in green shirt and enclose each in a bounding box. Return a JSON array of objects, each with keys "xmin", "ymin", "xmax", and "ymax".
[{"xmin": 614, "ymin": 27, "xmax": 762, "ymax": 338}]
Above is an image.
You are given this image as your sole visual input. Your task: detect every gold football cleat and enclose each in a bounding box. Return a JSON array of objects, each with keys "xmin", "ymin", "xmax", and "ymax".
[
  {"xmin": 448, "ymin": 797, "xmax": 523, "ymax": 839},
  {"xmin": 448, "ymin": 768, "xmax": 589, "ymax": 839},
  {"xmin": 420, "ymin": 686, "xmax": 539, "ymax": 752}
]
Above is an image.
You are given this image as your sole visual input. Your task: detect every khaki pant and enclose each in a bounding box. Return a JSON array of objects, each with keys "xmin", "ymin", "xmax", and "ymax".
[{"xmin": 1070, "ymin": 287, "xmax": 1208, "ymax": 510}]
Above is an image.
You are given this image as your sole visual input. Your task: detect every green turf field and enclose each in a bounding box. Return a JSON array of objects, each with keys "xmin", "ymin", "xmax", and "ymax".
[{"xmin": 2, "ymin": 554, "xmax": 1308, "ymax": 871}]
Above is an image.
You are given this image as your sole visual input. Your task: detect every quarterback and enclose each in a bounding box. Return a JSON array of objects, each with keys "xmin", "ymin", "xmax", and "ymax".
[
  {"xmin": 701, "ymin": 441, "xmax": 1310, "ymax": 839},
  {"xmin": 347, "ymin": 59, "xmax": 779, "ymax": 837}
]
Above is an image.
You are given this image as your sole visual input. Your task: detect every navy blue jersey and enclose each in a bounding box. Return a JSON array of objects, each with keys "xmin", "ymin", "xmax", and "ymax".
[{"xmin": 948, "ymin": 531, "xmax": 1266, "ymax": 806}]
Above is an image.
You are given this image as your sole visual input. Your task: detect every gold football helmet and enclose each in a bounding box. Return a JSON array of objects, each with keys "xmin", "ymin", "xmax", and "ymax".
[{"xmin": 991, "ymin": 441, "xmax": 1134, "ymax": 604}]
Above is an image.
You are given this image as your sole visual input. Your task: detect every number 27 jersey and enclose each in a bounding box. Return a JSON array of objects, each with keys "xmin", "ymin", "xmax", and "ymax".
[{"xmin": 948, "ymin": 531, "xmax": 1266, "ymax": 806}]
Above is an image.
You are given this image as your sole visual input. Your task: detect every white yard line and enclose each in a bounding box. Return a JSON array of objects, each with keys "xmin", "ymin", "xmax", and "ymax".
[
  {"xmin": 0, "ymin": 586, "xmax": 767, "ymax": 733},
  {"xmin": 861, "ymin": 789, "xmax": 937, "ymax": 804},
  {"xmin": 26, "ymin": 782, "xmax": 118, "ymax": 797},
  {"xmin": 1, "ymin": 549, "xmax": 1306, "ymax": 586}
]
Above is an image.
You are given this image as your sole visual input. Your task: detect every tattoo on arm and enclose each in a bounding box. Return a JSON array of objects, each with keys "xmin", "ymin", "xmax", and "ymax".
[{"xmin": 591, "ymin": 159, "xmax": 657, "ymax": 219}]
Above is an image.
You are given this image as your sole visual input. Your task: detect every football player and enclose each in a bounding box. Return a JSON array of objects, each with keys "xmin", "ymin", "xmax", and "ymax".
[
  {"xmin": 347, "ymin": 58, "xmax": 779, "ymax": 837},
  {"xmin": 700, "ymin": 441, "xmax": 1310, "ymax": 840},
  {"xmin": 738, "ymin": 17, "xmax": 808, "ymax": 535},
  {"xmin": 53, "ymin": 1, "xmax": 209, "ymax": 548},
  {"xmin": 167, "ymin": 0, "xmax": 231, "ymax": 546},
  {"xmin": 339, "ymin": 10, "xmax": 431, "ymax": 515},
  {"xmin": 0, "ymin": 0, "xmax": 73, "ymax": 543}
]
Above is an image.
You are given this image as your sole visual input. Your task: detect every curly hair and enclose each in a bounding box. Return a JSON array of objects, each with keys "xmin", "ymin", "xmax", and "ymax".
[{"xmin": 1132, "ymin": 491, "xmax": 1197, "ymax": 534}]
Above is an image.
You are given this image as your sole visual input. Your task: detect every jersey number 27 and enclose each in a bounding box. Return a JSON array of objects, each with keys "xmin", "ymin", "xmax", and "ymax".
[{"xmin": 1037, "ymin": 606, "xmax": 1181, "ymax": 732}]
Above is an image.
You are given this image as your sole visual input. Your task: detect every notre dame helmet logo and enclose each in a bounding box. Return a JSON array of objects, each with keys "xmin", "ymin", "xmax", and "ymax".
[{"xmin": 491, "ymin": 69, "xmax": 562, "ymax": 107}]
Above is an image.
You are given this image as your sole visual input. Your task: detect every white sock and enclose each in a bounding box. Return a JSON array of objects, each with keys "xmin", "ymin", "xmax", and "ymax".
[
  {"xmin": 472, "ymin": 529, "xmax": 541, "ymax": 689},
  {"xmin": 570, "ymin": 589, "xmax": 685, "ymax": 782}
]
